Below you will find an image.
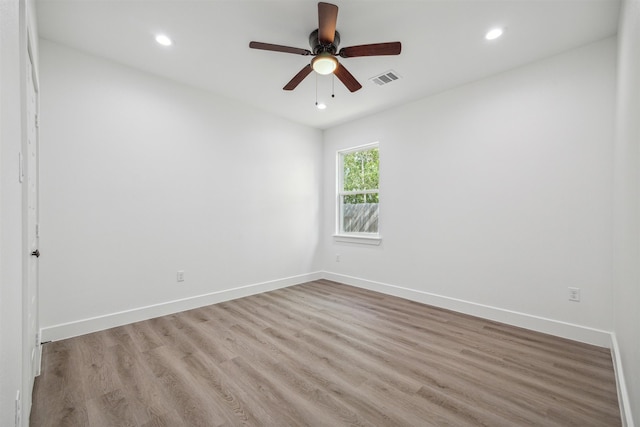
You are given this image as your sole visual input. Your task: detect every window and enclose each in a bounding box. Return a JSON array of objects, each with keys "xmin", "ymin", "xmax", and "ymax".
[{"xmin": 337, "ymin": 143, "xmax": 380, "ymax": 240}]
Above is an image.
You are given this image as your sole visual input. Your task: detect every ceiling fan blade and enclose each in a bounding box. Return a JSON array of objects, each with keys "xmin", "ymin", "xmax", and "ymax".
[
  {"xmin": 334, "ymin": 63, "xmax": 362, "ymax": 92},
  {"xmin": 339, "ymin": 42, "xmax": 402, "ymax": 58},
  {"xmin": 283, "ymin": 65, "xmax": 313, "ymax": 91},
  {"xmin": 318, "ymin": 2, "xmax": 338, "ymax": 44},
  {"xmin": 249, "ymin": 41, "xmax": 311, "ymax": 56}
]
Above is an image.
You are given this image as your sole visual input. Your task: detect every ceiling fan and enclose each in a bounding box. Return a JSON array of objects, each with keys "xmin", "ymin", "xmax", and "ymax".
[{"xmin": 249, "ymin": 2, "xmax": 401, "ymax": 93}]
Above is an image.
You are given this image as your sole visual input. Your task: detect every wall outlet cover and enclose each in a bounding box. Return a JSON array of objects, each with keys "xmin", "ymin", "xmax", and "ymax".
[{"xmin": 568, "ymin": 287, "xmax": 581, "ymax": 302}]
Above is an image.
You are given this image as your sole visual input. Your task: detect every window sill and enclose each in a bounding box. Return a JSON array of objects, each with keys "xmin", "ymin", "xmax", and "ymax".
[{"xmin": 333, "ymin": 234, "xmax": 382, "ymax": 246}]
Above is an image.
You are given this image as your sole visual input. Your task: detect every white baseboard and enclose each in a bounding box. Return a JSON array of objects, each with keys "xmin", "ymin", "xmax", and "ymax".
[
  {"xmin": 610, "ymin": 333, "xmax": 635, "ymax": 427},
  {"xmin": 41, "ymin": 269, "xmax": 613, "ymax": 348},
  {"xmin": 35, "ymin": 341, "xmax": 42, "ymax": 377},
  {"xmin": 41, "ymin": 271, "xmax": 323, "ymax": 342},
  {"xmin": 42, "ymin": 270, "xmax": 614, "ymax": 348},
  {"xmin": 322, "ymin": 272, "xmax": 613, "ymax": 348}
]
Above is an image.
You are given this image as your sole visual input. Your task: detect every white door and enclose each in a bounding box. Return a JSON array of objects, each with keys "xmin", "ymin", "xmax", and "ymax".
[{"xmin": 26, "ymin": 44, "xmax": 40, "ymax": 382}]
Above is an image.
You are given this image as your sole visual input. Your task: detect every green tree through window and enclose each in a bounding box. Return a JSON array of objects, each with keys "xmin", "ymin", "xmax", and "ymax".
[
  {"xmin": 338, "ymin": 144, "xmax": 379, "ymax": 234},
  {"xmin": 342, "ymin": 147, "xmax": 379, "ymax": 203}
]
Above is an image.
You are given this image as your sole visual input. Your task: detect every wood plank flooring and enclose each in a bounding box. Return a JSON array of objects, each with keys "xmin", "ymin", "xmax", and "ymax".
[{"xmin": 30, "ymin": 280, "xmax": 621, "ymax": 426}]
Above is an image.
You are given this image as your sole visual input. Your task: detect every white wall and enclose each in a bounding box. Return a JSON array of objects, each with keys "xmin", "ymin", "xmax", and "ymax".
[
  {"xmin": 613, "ymin": 0, "xmax": 640, "ymax": 424},
  {"xmin": 38, "ymin": 40, "xmax": 323, "ymax": 339},
  {"xmin": 323, "ymin": 38, "xmax": 616, "ymax": 346}
]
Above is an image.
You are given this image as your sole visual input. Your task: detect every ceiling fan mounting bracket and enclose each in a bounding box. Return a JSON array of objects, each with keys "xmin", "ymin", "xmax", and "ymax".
[{"xmin": 309, "ymin": 29, "xmax": 340, "ymax": 55}]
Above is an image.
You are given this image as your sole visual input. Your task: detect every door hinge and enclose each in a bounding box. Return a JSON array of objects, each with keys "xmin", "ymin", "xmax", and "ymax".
[
  {"xmin": 15, "ymin": 390, "xmax": 21, "ymax": 427},
  {"xmin": 18, "ymin": 152, "xmax": 24, "ymax": 183},
  {"xmin": 35, "ymin": 114, "xmax": 40, "ymax": 128},
  {"xmin": 36, "ymin": 223, "xmax": 40, "ymax": 238}
]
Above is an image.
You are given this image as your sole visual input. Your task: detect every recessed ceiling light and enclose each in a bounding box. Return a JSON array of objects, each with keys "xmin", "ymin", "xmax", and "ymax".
[
  {"xmin": 316, "ymin": 103, "xmax": 327, "ymax": 110},
  {"xmin": 155, "ymin": 34, "xmax": 173, "ymax": 46},
  {"xmin": 485, "ymin": 28, "xmax": 504, "ymax": 41}
]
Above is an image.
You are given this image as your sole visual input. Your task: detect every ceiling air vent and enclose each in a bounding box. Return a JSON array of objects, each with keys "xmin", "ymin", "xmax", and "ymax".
[{"xmin": 370, "ymin": 70, "xmax": 401, "ymax": 86}]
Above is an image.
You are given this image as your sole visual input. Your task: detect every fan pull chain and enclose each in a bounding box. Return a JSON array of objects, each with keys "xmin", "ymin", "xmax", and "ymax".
[
  {"xmin": 332, "ymin": 74, "xmax": 335, "ymax": 98},
  {"xmin": 315, "ymin": 72, "xmax": 319, "ymax": 107}
]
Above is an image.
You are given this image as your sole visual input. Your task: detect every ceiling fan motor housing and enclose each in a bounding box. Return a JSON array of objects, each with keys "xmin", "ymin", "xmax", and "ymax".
[{"xmin": 309, "ymin": 29, "xmax": 340, "ymax": 55}]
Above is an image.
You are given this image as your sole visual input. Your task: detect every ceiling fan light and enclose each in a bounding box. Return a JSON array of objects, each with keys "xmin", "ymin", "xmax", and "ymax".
[{"xmin": 312, "ymin": 54, "xmax": 338, "ymax": 75}]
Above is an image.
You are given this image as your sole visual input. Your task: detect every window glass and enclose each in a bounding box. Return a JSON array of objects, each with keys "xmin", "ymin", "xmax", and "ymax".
[{"xmin": 338, "ymin": 144, "xmax": 379, "ymax": 235}]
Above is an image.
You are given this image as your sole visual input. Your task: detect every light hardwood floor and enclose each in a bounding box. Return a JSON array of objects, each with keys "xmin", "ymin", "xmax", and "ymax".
[{"xmin": 30, "ymin": 280, "xmax": 621, "ymax": 426}]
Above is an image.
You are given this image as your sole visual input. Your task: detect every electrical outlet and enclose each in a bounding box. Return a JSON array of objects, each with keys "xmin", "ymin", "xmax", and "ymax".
[
  {"xmin": 568, "ymin": 287, "xmax": 580, "ymax": 302},
  {"xmin": 336, "ymin": 254, "xmax": 340, "ymax": 262},
  {"xmin": 177, "ymin": 270, "xmax": 184, "ymax": 282}
]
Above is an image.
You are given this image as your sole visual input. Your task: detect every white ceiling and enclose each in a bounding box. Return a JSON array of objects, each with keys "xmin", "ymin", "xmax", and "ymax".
[{"xmin": 36, "ymin": 0, "xmax": 620, "ymax": 130}]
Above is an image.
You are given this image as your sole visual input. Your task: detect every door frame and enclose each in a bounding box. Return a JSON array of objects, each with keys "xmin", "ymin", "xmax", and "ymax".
[{"xmin": 22, "ymin": 25, "xmax": 41, "ymax": 402}]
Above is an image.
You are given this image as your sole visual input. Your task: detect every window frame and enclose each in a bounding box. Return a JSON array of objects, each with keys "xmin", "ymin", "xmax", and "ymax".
[{"xmin": 334, "ymin": 142, "xmax": 382, "ymax": 245}]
